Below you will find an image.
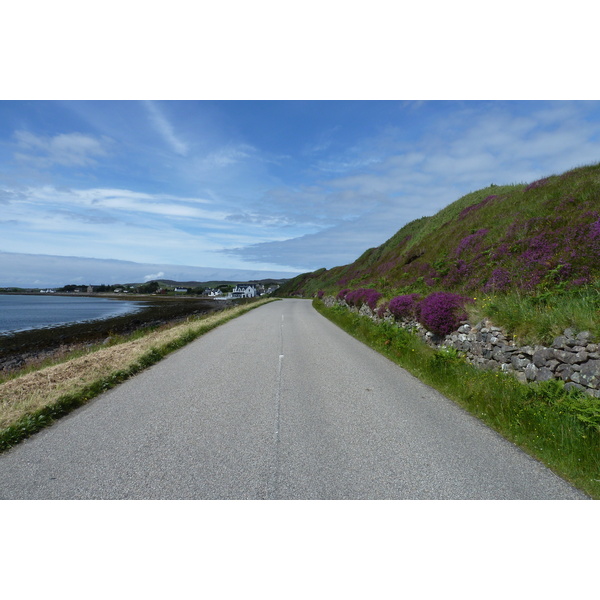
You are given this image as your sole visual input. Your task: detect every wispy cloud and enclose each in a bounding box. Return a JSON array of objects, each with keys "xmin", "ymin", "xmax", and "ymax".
[
  {"xmin": 203, "ymin": 144, "xmax": 256, "ymax": 168},
  {"xmin": 144, "ymin": 101, "xmax": 188, "ymax": 156},
  {"xmin": 0, "ymin": 251, "xmax": 298, "ymax": 288},
  {"xmin": 13, "ymin": 131, "xmax": 109, "ymax": 167}
]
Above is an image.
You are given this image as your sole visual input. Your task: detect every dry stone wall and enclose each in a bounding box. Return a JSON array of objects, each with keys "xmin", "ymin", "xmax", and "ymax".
[{"xmin": 324, "ymin": 295, "xmax": 600, "ymax": 398}]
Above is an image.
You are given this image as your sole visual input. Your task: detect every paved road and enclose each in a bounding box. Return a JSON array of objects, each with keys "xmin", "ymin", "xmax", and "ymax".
[{"xmin": 0, "ymin": 299, "xmax": 587, "ymax": 499}]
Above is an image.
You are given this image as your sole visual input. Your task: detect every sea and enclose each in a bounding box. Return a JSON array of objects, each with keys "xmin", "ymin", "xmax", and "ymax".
[{"xmin": 0, "ymin": 294, "xmax": 145, "ymax": 335}]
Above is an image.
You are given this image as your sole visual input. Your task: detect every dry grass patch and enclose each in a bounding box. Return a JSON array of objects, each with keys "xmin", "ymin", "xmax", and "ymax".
[{"xmin": 0, "ymin": 299, "xmax": 275, "ymax": 438}]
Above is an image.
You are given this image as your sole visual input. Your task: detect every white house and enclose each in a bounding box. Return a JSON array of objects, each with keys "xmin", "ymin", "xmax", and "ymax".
[
  {"xmin": 203, "ymin": 288, "xmax": 222, "ymax": 297},
  {"xmin": 231, "ymin": 284, "xmax": 257, "ymax": 298}
]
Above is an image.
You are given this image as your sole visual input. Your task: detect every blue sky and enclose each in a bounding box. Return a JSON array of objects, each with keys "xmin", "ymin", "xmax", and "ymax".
[
  {"xmin": 2, "ymin": 100, "xmax": 600, "ymax": 287},
  {"xmin": 1, "ymin": 2, "xmax": 599, "ymax": 288}
]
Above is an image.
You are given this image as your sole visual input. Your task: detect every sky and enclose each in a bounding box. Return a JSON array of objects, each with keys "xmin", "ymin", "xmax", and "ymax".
[{"xmin": 2, "ymin": 100, "xmax": 600, "ymax": 287}]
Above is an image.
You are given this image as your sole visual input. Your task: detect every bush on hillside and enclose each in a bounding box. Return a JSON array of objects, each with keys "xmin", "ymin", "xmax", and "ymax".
[
  {"xmin": 388, "ymin": 293, "xmax": 421, "ymax": 320},
  {"xmin": 418, "ymin": 292, "xmax": 472, "ymax": 336},
  {"xmin": 345, "ymin": 288, "xmax": 382, "ymax": 310}
]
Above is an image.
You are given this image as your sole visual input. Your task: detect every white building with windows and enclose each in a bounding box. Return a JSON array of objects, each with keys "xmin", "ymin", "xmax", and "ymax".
[{"xmin": 231, "ymin": 284, "xmax": 257, "ymax": 298}]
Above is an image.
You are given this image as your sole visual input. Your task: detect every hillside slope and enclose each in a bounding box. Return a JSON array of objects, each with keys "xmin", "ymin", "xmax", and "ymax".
[
  {"xmin": 278, "ymin": 162, "xmax": 600, "ymax": 345},
  {"xmin": 280, "ymin": 162, "xmax": 600, "ymax": 300}
]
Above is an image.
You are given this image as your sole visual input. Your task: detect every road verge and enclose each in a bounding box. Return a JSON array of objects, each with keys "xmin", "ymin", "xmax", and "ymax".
[{"xmin": 0, "ymin": 298, "xmax": 277, "ymax": 452}]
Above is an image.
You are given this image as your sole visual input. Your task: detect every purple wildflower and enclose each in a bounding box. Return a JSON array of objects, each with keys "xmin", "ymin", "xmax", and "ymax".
[
  {"xmin": 524, "ymin": 177, "xmax": 549, "ymax": 191},
  {"xmin": 418, "ymin": 292, "xmax": 472, "ymax": 336},
  {"xmin": 458, "ymin": 195, "xmax": 498, "ymax": 220},
  {"xmin": 345, "ymin": 288, "xmax": 382, "ymax": 310},
  {"xmin": 483, "ymin": 268, "xmax": 512, "ymax": 292},
  {"xmin": 454, "ymin": 229, "xmax": 488, "ymax": 257},
  {"xmin": 388, "ymin": 294, "xmax": 421, "ymax": 320}
]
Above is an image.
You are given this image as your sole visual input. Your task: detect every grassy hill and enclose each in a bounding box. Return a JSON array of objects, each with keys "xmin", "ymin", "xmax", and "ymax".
[{"xmin": 279, "ymin": 162, "xmax": 600, "ymax": 345}]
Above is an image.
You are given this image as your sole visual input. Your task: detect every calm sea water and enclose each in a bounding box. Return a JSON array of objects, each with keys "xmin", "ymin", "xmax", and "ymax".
[{"xmin": 0, "ymin": 294, "xmax": 145, "ymax": 335}]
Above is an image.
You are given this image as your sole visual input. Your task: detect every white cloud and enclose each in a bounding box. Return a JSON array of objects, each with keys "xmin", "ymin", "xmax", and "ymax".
[
  {"xmin": 203, "ymin": 144, "xmax": 256, "ymax": 167},
  {"xmin": 144, "ymin": 101, "xmax": 188, "ymax": 156},
  {"xmin": 7, "ymin": 185, "xmax": 227, "ymax": 222},
  {"xmin": 143, "ymin": 271, "xmax": 165, "ymax": 281},
  {"xmin": 14, "ymin": 131, "xmax": 109, "ymax": 167}
]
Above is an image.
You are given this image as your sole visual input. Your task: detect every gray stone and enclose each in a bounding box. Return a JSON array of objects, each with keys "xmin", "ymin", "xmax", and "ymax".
[
  {"xmin": 586, "ymin": 343, "xmax": 598, "ymax": 353},
  {"xmin": 564, "ymin": 327, "xmax": 577, "ymax": 338},
  {"xmin": 515, "ymin": 372, "xmax": 527, "ymax": 384},
  {"xmin": 524, "ymin": 363, "xmax": 538, "ymax": 381},
  {"xmin": 471, "ymin": 342, "xmax": 483, "ymax": 356},
  {"xmin": 576, "ymin": 330, "xmax": 591, "ymax": 343},
  {"xmin": 532, "ymin": 348, "xmax": 554, "ymax": 368},
  {"xmin": 556, "ymin": 364, "xmax": 575, "ymax": 381},
  {"xmin": 565, "ymin": 381, "xmax": 585, "ymax": 393},
  {"xmin": 511, "ymin": 355, "xmax": 529, "ymax": 370},
  {"xmin": 554, "ymin": 349, "xmax": 579, "ymax": 364},
  {"xmin": 579, "ymin": 360, "xmax": 600, "ymax": 388},
  {"xmin": 547, "ymin": 359, "xmax": 560, "ymax": 371},
  {"xmin": 520, "ymin": 345, "xmax": 535, "ymax": 357},
  {"xmin": 573, "ymin": 350, "xmax": 589, "ymax": 364},
  {"xmin": 535, "ymin": 367, "xmax": 555, "ymax": 382},
  {"xmin": 492, "ymin": 348, "xmax": 510, "ymax": 363},
  {"xmin": 553, "ymin": 335, "xmax": 568, "ymax": 348}
]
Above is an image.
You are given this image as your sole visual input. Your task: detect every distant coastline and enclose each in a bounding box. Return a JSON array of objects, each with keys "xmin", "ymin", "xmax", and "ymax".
[{"xmin": 0, "ymin": 296, "xmax": 227, "ymax": 374}]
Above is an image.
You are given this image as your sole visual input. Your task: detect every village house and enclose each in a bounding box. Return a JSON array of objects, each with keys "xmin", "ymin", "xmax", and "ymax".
[
  {"xmin": 231, "ymin": 283, "xmax": 258, "ymax": 298},
  {"xmin": 203, "ymin": 288, "xmax": 222, "ymax": 297}
]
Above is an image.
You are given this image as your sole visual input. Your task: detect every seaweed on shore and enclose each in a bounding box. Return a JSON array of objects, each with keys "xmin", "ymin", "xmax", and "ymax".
[{"xmin": 0, "ymin": 296, "xmax": 228, "ymax": 372}]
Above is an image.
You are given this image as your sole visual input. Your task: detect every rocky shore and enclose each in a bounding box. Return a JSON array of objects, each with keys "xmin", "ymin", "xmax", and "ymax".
[{"xmin": 0, "ymin": 296, "xmax": 230, "ymax": 374}]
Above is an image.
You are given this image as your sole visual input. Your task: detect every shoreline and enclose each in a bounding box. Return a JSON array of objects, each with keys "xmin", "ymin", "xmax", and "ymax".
[{"xmin": 0, "ymin": 295, "xmax": 232, "ymax": 374}]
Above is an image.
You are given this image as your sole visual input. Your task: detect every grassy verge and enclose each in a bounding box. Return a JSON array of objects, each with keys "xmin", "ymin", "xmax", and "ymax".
[
  {"xmin": 314, "ymin": 300, "xmax": 600, "ymax": 499},
  {"xmin": 469, "ymin": 286, "xmax": 600, "ymax": 346},
  {"xmin": 0, "ymin": 298, "xmax": 277, "ymax": 452}
]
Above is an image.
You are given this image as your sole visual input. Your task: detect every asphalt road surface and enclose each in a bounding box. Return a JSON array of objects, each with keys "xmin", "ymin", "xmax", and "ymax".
[{"xmin": 0, "ymin": 299, "xmax": 588, "ymax": 499}]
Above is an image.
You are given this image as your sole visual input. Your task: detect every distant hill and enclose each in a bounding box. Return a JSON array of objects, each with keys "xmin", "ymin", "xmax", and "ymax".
[
  {"xmin": 278, "ymin": 162, "xmax": 600, "ymax": 299},
  {"xmin": 154, "ymin": 278, "xmax": 288, "ymax": 289}
]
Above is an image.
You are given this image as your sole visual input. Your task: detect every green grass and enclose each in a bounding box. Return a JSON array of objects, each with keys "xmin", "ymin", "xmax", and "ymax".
[
  {"xmin": 314, "ymin": 299, "xmax": 600, "ymax": 499},
  {"xmin": 471, "ymin": 285, "xmax": 600, "ymax": 345}
]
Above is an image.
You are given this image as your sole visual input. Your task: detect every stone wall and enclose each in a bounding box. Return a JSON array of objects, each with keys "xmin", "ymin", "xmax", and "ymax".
[{"xmin": 323, "ymin": 296, "xmax": 600, "ymax": 398}]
